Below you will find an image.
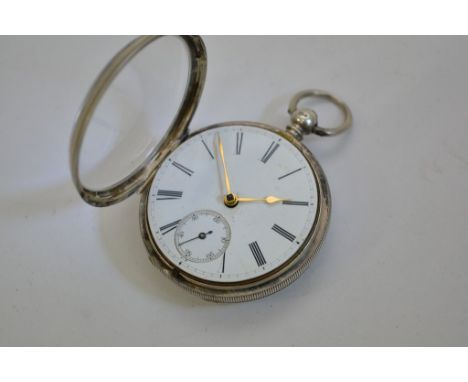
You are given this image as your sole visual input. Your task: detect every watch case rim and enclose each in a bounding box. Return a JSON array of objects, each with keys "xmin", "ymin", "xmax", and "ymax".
[{"xmin": 139, "ymin": 121, "xmax": 331, "ymax": 303}]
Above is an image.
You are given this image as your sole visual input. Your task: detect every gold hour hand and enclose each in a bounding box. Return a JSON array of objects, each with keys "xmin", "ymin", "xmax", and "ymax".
[{"xmin": 237, "ymin": 196, "xmax": 289, "ymax": 204}]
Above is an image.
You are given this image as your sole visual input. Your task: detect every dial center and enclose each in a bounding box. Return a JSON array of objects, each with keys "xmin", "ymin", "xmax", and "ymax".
[
  {"xmin": 198, "ymin": 230, "xmax": 212, "ymax": 240},
  {"xmin": 223, "ymin": 193, "xmax": 239, "ymax": 208}
]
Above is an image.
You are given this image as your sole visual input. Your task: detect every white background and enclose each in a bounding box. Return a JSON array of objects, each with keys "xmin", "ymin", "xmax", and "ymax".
[{"xmin": 1, "ymin": 36, "xmax": 467, "ymax": 346}]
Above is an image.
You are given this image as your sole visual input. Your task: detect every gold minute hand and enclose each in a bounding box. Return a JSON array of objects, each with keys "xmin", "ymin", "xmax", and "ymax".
[
  {"xmin": 237, "ymin": 196, "xmax": 289, "ymax": 204},
  {"xmin": 217, "ymin": 133, "xmax": 232, "ymax": 195}
]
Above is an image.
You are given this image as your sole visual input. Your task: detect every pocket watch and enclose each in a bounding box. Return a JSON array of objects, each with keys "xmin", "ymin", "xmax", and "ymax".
[{"xmin": 70, "ymin": 36, "xmax": 352, "ymax": 302}]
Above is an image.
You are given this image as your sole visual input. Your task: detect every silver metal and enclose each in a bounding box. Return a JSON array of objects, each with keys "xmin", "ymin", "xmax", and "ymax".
[
  {"xmin": 287, "ymin": 89, "xmax": 352, "ymax": 139},
  {"xmin": 70, "ymin": 36, "xmax": 352, "ymax": 302},
  {"xmin": 139, "ymin": 122, "xmax": 331, "ymax": 303},
  {"xmin": 70, "ymin": 35, "xmax": 207, "ymax": 207}
]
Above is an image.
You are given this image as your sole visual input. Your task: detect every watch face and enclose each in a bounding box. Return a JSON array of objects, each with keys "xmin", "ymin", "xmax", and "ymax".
[{"xmin": 147, "ymin": 125, "xmax": 319, "ymax": 283}]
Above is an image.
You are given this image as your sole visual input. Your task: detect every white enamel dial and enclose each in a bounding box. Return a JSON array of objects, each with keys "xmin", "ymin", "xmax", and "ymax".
[{"xmin": 148, "ymin": 125, "xmax": 318, "ymax": 283}]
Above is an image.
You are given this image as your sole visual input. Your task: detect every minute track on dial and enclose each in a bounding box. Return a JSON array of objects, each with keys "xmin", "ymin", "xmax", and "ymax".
[{"xmin": 147, "ymin": 124, "xmax": 320, "ymax": 286}]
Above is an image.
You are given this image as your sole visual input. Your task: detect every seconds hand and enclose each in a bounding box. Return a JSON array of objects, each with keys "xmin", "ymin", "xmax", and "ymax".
[{"xmin": 179, "ymin": 231, "xmax": 213, "ymax": 246}]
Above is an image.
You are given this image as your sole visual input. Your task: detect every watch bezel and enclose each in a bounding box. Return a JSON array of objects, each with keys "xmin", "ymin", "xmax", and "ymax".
[{"xmin": 139, "ymin": 121, "xmax": 331, "ymax": 302}]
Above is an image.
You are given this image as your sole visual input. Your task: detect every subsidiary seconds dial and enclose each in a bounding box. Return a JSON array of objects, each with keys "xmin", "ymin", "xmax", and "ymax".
[{"xmin": 174, "ymin": 210, "xmax": 231, "ymax": 264}]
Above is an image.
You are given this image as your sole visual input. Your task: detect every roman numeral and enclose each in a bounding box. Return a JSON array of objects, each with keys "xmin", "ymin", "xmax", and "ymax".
[
  {"xmin": 156, "ymin": 190, "xmax": 183, "ymax": 200},
  {"xmin": 261, "ymin": 141, "xmax": 280, "ymax": 163},
  {"xmin": 249, "ymin": 241, "xmax": 266, "ymax": 267},
  {"xmin": 278, "ymin": 167, "xmax": 302, "ymax": 180},
  {"xmin": 236, "ymin": 132, "xmax": 243, "ymax": 155},
  {"xmin": 160, "ymin": 219, "xmax": 181, "ymax": 235},
  {"xmin": 171, "ymin": 161, "xmax": 194, "ymax": 176},
  {"xmin": 272, "ymin": 224, "xmax": 296, "ymax": 242},
  {"xmin": 201, "ymin": 138, "xmax": 214, "ymax": 159},
  {"xmin": 282, "ymin": 200, "xmax": 309, "ymax": 206}
]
